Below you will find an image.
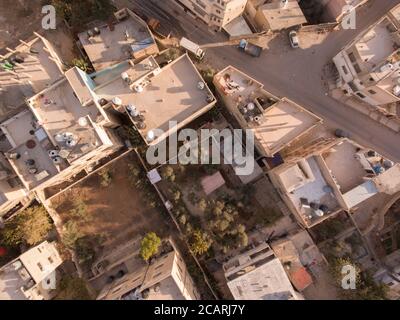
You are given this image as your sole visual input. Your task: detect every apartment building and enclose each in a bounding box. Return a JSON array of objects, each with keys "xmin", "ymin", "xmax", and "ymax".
[
  {"xmin": 223, "ymin": 242, "xmax": 303, "ymax": 300},
  {"xmin": 0, "ymin": 241, "xmax": 63, "ymax": 300},
  {"xmin": 78, "ymin": 8, "xmax": 159, "ymax": 71},
  {"xmin": 0, "ymin": 66, "xmax": 124, "ymax": 212},
  {"xmin": 213, "ymin": 66, "xmax": 322, "ymax": 158},
  {"xmin": 245, "ymin": 0, "xmax": 307, "ymax": 32},
  {"xmin": 0, "ymin": 34, "xmax": 67, "ymax": 216},
  {"xmin": 95, "ymin": 54, "xmax": 216, "ymax": 146},
  {"xmin": 176, "ymin": 0, "xmax": 248, "ymax": 29},
  {"xmin": 333, "ymin": 5, "xmax": 400, "ymax": 109},
  {"xmin": 269, "ymin": 137, "xmax": 400, "ymax": 228},
  {"xmin": 97, "ymin": 245, "xmax": 199, "ymax": 300}
]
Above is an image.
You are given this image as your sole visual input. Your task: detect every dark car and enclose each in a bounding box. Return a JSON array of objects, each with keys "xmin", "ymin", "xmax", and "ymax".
[{"xmin": 335, "ymin": 129, "xmax": 350, "ymax": 138}]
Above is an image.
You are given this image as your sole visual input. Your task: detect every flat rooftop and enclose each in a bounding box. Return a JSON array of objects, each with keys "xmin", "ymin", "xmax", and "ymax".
[
  {"xmin": 281, "ymin": 156, "xmax": 341, "ymax": 226},
  {"xmin": 0, "ymin": 110, "xmax": 60, "ymax": 190},
  {"xmin": 78, "ymin": 8, "xmax": 157, "ymax": 71},
  {"xmin": 214, "ymin": 66, "xmax": 321, "ymax": 156},
  {"xmin": 95, "ymin": 54, "xmax": 215, "ymax": 144},
  {"xmin": 354, "ymin": 17, "xmax": 400, "ymax": 68},
  {"xmin": 322, "ymin": 140, "xmax": 368, "ymax": 194},
  {"xmin": 0, "ymin": 36, "xmax": 63, "ymax": 118},
  {"xmin": 226, "ymin": 257, "xmax": 297, "ymax": 300},
  {"xmin": 253, "ymin": 99, "xmax": 321, "ymax": 156},
  {"xmin": 258, "ymin": 0, "xmax": 307, "ymax": 31},
  {"xmin": 27, "ymin": 73, "xmax": 104, "ymax": 164}
]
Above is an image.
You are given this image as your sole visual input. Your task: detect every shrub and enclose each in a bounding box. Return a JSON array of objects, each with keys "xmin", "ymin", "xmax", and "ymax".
[
  {"xmin": 197, "ymin": 199, "xmax": 208, "ymax": 212},
  {"xmin": 98, "ymin": 169, "xmax": 112, "ymax": 187},
  {"xmin": 55, "ymin": 276, "xmax": 93, "ymax": 300},
  {"xmin": 189, "ymin": 229, "xmax": 212, "ymax": 256}
]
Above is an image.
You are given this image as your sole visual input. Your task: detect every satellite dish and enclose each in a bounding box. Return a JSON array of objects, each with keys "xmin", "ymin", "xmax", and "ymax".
[
  {"xmin": 52, "ymin": 156, "xmax": 62, "ymax": 164},
  {"xmin": 197, "ymin": 81, "xmax": 205, "ymax": 90},
  {"xmin": 78, "ymin": 117, "xmax": 88, "ymax": 127},
  {"xmin": 48, "ymin": 150, "xmax": 59, "ymax": 158},
  {"xmin": 247, "ymin": 102, "xmax": 255, "ymax": 111},
  {"xmin": 146, "ymin": 130, "xmax": 155, "ymax": 142},
  {"xmin": 66, "ymin": 138, "xmax": 77, "ymax": 148}
]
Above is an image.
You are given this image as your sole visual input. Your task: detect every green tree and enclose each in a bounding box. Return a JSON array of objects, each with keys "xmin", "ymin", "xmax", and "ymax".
[
  {"xmin": 189, "ymin": 230, "xmax": 212, "ymax": 256},
  {"xmin": 140, "ymin": 232, "xmax": 161, "ymax": 261},
  {"xmin": 0, "ymin": 205, "xmax": 53, "ymax": 246},
  {"xmin": 71, "ymin": 58, "xmax": 92, "ymax": 73},
  {"xmin": 197, "ymin": 199, "xmax": 208, "ymax": 212}
]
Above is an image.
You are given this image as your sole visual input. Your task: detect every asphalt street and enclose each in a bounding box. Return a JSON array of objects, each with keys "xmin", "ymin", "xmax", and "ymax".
[{"xmin": 127, "ymin": 0, "xmax": 400, "ymax": 161}]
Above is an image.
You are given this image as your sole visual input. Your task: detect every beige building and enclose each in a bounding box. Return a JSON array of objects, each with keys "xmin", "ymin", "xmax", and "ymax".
[
  {"xmin": 0, "ymin": 33, "xmax": 64, "ymax": 119},
  {"xmin": 97, "ymin": 246, "xmax": 199, "ymax": 300},
  {"xmin": 269, "ymin": 138, "xmax": 400, "ymax": 227},
  {"xmin": 246, "ymin": 0, "xmax": 307, "ymax": 32},
  {"xmin": 0, "ymin": 241, "xmax": 63, "ymax": 300},
  {"xmin": 333, "ymin": 5, "xmax": 400, "ymax": 109},
  {"xmin": 223, "ymin": 242, "xmax": 303, "ymax": 300},
  {"xmin": 78, "ymin": 8, "xmax": 159, "ymax": 71},
  {"xmin": 176, "ymin": 0, "xmax": 248, "ymax": 29},
  {"xmin": 213, "ymin": 66, "xmax": 322, "ymax": 158},
  {"xmin": 0, "ymin": 66, "xmax": 124, "ymax": 209},
  {"xmin": 95, "ymin": 54, "xmax": 216, "ymax": 145}
]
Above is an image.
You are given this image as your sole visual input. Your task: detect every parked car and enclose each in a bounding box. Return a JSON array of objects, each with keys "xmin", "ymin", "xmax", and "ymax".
[
  {"xmin": 238, "ymin": 39, "xmax": 262, "ymax": 57},
  {"xmin": 335, "ymin": 129, "xmax": 351, "ymax": 138},
  {"xmin": 289, "ymin": 30, "xmax": 300, "ymax": 49}
]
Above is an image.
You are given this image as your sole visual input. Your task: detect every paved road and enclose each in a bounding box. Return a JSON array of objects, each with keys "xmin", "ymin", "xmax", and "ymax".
[{"xmin": 127, "ymin": 0, "xmax": 400, "ymax": 161}]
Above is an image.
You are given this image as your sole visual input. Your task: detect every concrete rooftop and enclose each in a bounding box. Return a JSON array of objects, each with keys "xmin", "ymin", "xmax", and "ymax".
[
  {"xmin": 214, "ymin": 66, "xmax": 321, "ymax": 156},
  {"xmin": 258, "ymin": 0, "xmax": 307, "ymax": 31},
  {"xmin": 0, "ymin": 35, "xmax": 63, "ymax": 118},
  {"xmin": 27, "ymin": 74, "xmax": 103, "ymax": 164},
  {"xmin": 354, "ymin": 17, "xmax": 400, "ymax": 68},
  {"xmin": 95, "ymin": 54, "xmax": 215, "ymax": 144},
  {"xmin": 78, "ymin": 9, "xmax": 157, "ymax": 71},
  {"xmin": 0, "ymin": 110, "xmax": 60, "ymax": 190}
]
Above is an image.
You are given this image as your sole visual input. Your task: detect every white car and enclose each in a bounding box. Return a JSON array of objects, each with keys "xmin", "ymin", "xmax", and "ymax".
[{"xmin": 289, "ymin": 30, "xmax": 300, "ymax": 48}]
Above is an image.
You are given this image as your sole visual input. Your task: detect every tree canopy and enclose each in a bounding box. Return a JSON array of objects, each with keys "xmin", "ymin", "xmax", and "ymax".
[{"xmin": 140, "ymin": 232, "xmax": 161, "ymax": 261}]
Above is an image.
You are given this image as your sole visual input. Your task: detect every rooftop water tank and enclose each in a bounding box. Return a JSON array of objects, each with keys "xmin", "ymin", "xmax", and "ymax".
[{"xmin": 112, "ymin": 97, "xmax": 122, "ymax": 106}]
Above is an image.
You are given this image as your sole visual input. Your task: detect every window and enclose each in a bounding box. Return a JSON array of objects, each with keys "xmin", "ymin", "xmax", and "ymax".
[
  {"xmin": 341, "ymin": 66, "xmax": 349, "ymax": 75},
  {"xmin": 155, "ymin": 263, "xmax": 164, "ymax": 270},
  {"xmin": 348, "ymin": 52, "xmax": 357, "ymax": 63},
  {"xmin": 368, "ymin": 89, "xmax": 376, "ymax": 95},
  {"xmin": 48, "ymin": 257, "xmax": 54, "ymax": 264},
  {"xmin": 356, "ymin": 92, "xmax": 366, "ymax": 98},
  {"xmin": 153, "ymin": 272, "xmax": 163, "ymax": 279},
  {"xmin": 37, "ymin": 263, "xmax": 43, "ymax": 271},
  {"xmin": 353, "ymin": 63, "xmax": 362, "ymax": 74}
]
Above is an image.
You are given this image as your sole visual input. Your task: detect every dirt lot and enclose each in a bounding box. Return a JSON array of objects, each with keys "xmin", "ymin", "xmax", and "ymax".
[{"xmin": 50, "ymin": 151, "xmax": 171, "ymax": 268}]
